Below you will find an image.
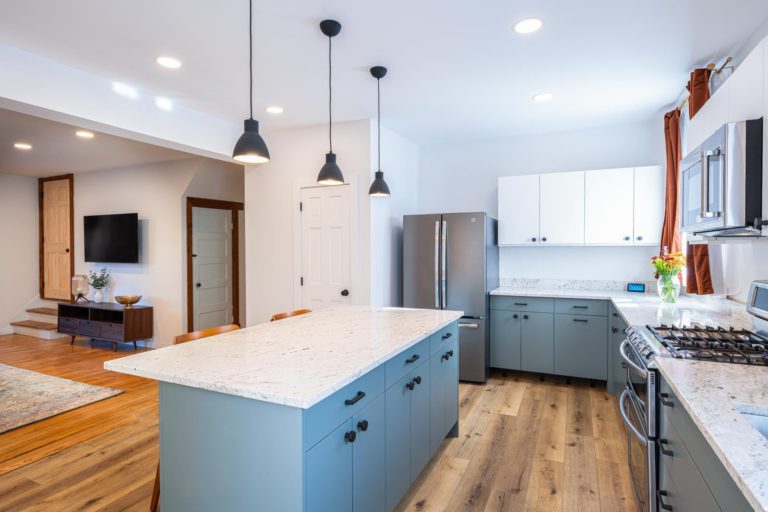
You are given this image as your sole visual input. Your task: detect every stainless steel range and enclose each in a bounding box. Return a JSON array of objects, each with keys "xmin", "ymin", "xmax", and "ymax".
[{"xmin": 618, "ymin": 280, "xmax": 768, "ymax": 512}]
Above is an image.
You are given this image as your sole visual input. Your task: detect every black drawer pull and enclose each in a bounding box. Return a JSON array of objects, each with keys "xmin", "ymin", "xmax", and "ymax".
[
  {"xmin": 441, "ymin": 350, "xmax": 454, "ymax": 361},
  {"xmin": 344, "ymin": 431, "xmax": 357, "ymax": 443},
  {"xmin": 357, "ymin": 420, "xmax": 369, "ymax": 432},
  {"xmin": 659, "ymin": 393, "xmax": 674, "ymax": 407},
  {"xmin": 513, "ymin": 314, "xmax": 519, "ymax": 319},
  {"xmin": 572, "ymin": 305, "xmax": 588, "ymax": 309},
  {"xmin": 514, "ymin": 302, "xmax": 528, "ymax": 306},
  {"xmin": 344, "ymin": 391, "xmax": 366, "ymax": 406},
  {"xmin": 611, "ymin": 327, "xmax": 619, "ymax": 333},
  {"xmin": 441, "ymin": 332, "xmax": 453, "ymax": 340},
  {"xmin": 523, "ymin": 314, "xmax": 529, "ymax": 320},
  {"xmin": 657, "ymin": 490, "xmax": 673, "ymax": 511},
  {"xmin": 413, "ymin": 376, "xmax": 422, "ymax": 385},
  {"xmin": 573, "ymin": 319, "xmax": 589, "ymax": 323},
  {"xmin": 406, "ymin": 381, "xmax": 415, "ymax": 390},
  {"xmin": 405, "ymin": 354, "xmax": 420, "ymax": 364},
  {"xmin": 659, "ymin": 438, "xmax": 673, "ymax": 457},
  {"xmin": 447, "ymin": 350, "xmax": 454, "ymax": 358}
]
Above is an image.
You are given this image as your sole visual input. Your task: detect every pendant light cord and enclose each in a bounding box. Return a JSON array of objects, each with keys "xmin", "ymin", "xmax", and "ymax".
[
  {"xmin": 249, "ymin": 0, "xmax": 253, "ymax": 119},
  {"xmin": 377, "ymin": 78, "xmax": 381, "ymax": 172},
  {"xmin": 328, "ymin": 35, "xmax": 333, "ymax": 153}
]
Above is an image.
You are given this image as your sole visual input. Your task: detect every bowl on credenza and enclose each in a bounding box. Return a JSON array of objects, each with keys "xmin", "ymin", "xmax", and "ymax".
[{"xmin": 114, "ymin": 295, "xmax": 142, "ymax": 308}]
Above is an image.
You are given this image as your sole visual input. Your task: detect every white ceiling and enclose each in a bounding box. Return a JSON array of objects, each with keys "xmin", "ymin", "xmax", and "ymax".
[
  {"xmin": 0, "ymin": 108, "xmax": 193, "ymax": 177},
  {"xmin": 1, "ymin": 0, "xmax": 767, "ymax": 145}
]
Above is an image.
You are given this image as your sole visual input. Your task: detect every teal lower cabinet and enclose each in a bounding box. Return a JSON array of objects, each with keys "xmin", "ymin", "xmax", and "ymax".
[
  {"xmin": 157, "ymin": 319, "xmax": 460, "ymax": 512},
  {"xmin": 490, "ymin": 309, "xmax": 521, "ymax": 369},
  {"xmin": 554, "ymin": 314, "xmax": 607, "ymax": 380},
  {"xmin": 520, "ymin": 312, "xmax": 554, "ymax": 374},
  {"xmin": 658, "ymin": 375, "xmax": 752, "ymax": 512},
  {"xmin": 607, "ymin": 305, "xmax": 628, "ymax": 396}
]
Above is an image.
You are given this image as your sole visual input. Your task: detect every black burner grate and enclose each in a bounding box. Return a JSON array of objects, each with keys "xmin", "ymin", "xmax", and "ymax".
[{"xmin": 647, "ymin": 325, "xmax": 768, "ymax": 365}]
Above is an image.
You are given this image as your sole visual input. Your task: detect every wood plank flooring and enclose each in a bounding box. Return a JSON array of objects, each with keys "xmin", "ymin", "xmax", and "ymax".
[{"xmin": 0, "ymin": 334, "xmax": 635, "ymax": 512}]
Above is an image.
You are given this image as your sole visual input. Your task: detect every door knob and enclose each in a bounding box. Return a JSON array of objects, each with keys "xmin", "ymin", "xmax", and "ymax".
[
  {"xmin": 196, "ymin": 283, "xmax": 201, "ymax": 288},
  {"xmin": 341, "ymin": 289, "xmax": 350, "ymax": 297},
  {"xmin": 65, "ymin": 248, "xmax": 70, "ymax": 253}
]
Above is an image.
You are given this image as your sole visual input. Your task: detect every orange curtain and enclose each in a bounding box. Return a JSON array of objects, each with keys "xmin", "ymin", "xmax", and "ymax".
[
  {"xmin": 685, "ymin": 68, "xmax": 714, "ymax": 295},
  {"xmin": 660, "ymin": 109, "xmax": 682, "ymax": 255}
]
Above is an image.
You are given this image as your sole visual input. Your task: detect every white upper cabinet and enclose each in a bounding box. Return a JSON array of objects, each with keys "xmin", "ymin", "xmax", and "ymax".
[
  {"xmin": 584, "ymin": 168, "xmax": 635, "ymax": 245},
  {"xmin": 633, "ymin": 165, "xmax": 665, "ymax": 245},
  {"xmin": 498, "ymin": 175, "xmax": 539, "ymax": 245},
  {"xmin": 539, "ymin": 171, "xmax": 584, "ymax": 245}
]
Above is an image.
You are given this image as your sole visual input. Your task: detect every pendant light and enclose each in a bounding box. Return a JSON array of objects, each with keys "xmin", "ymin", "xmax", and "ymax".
[
  {"xmin": 368, "ymin": 66, "xmax": 391, "ymax": 197},
  {"xmin": 232, "ymin": 0, "xmax": 270, "ymax": 164},
  {"xmin": 317, "ymin": 19, "xmax": 345, "ymax": 185}
]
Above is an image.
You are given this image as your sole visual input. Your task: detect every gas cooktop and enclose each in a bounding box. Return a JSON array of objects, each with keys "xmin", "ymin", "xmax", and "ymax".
[{"xmin": 647, "ymin": 325, "xmax": 768, "ymax": 365}]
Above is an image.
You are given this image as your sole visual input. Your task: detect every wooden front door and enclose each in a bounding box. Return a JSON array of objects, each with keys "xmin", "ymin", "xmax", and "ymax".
[{"xmin": 40, "ymin": 175, "xmax": 73, "ymax": 300}]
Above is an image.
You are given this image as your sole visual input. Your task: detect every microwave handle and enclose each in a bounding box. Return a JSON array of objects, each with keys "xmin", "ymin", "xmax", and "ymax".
[{"xmin": 701, "ymin": 148, "xmax": 723, "ymax": 218}]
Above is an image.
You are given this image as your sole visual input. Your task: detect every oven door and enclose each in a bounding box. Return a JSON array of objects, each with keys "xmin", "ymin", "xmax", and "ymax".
[
  {"xmin": 620, "ymin": 389, "xmax": 658, "ymax": 512},
  {"xmin": 619, "ymin": 339, "xmax": 656, "ymax": 437}
]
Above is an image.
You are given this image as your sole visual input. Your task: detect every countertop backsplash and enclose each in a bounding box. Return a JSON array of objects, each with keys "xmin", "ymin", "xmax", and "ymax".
[{"xmin": 499, "ymin": 277, "xmax": 657, "ymax": 293}]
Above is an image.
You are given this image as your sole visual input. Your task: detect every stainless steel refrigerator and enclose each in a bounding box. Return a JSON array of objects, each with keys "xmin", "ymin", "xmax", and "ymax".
[{"xmin": 403, "ymin": 212, "xmax": 499, "ymax": 382}]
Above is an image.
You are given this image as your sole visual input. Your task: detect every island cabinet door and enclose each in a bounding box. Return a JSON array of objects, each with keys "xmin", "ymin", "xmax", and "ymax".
[
  {"xmin": 430, "ymin": 338, "xmax": 459, "ymax": 454},
  {"xmin": 490, "ymin": 310, "xmax": 522, "ymax": 370},
  {"xmin": 305, "ymin": 419, "xmax": 353, "ymax": 512},
  {"xmin": 410, "ymin": 362, "xmax": 431, "ymax": 479},
  {"xmin": 352, "ymin": 394, "xmax": 386, "ymax": 512},
  {"xmin": 386, "ymin": 375, "xmax": 413, "ymax": 511}
]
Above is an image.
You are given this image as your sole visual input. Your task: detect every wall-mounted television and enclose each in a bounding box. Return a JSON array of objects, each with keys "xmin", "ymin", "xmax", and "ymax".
[{"xmin": 84, "ymin": 213, "xmax": 139, "ymax": 263}]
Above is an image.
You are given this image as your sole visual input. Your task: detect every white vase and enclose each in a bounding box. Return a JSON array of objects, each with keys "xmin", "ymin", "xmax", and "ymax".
[{"xmin": 93, "ymin": 289, "xmax": 104, "ymax": 304}]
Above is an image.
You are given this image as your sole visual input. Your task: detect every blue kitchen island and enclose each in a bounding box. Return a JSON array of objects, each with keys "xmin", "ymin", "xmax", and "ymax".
[{"xmin": 105, "ymin": 306, "xmax": 462, "ymax": 512}]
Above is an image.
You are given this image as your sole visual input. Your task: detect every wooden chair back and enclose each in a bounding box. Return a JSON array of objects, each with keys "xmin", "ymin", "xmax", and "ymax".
[
  {"xmin": 173, "ymin": 324, "xmax": 240, "ymax": 345},
  {"xmin": 270, "ymin": 309, "xmax": 312, "ymax": 322}
]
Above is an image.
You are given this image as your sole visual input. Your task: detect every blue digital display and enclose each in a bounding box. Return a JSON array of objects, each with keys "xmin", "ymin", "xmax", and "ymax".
[{"xmin": 627, "ymin": 283, "xmax": 646, "ymax": 293}]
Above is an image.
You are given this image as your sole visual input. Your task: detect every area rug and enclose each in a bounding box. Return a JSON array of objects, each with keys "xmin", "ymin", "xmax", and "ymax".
[{"xmin": 0, "ymin": 363, "xmax": 123, "ymax": 434}]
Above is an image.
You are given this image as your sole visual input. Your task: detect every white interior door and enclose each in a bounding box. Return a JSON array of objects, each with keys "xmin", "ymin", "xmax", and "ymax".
[
  {"xmin": 498, "ymin": 175, "xmax": 540, "ymax": 245},
  {"xmin": 540, "ymin": 171, "xmax": 585, "ymax": 245},
  {"xmin": 633, "ymin": 165, "xmax": 666, "ymax": 245},
  {"xmin": 585, "ymin": 168, "xmax": 635, "ymax": 245},
  {"xmin": 300, "ymin": 185, "xmax": 351, "ymax": 310},
  {"xmin": 193, "ymin": 207, "xmax": 233, "ymax": 330}
]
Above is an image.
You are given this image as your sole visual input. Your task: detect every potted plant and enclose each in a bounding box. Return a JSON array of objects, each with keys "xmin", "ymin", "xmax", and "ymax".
[
  {"xmin": 651, "ymin": 250, "xmax": 686, "ymax": 303},
  {"xmin": 88, "ymin": 267, "xmax": 111, "ymax": 304}
]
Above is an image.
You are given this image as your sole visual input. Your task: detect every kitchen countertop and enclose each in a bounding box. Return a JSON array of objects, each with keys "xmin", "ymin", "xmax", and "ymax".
[
  {"xmin": 104, "ymin": 306, "xmax": 463, "ymax": 409},
  {"xmin": 492, "ymin": 285, "xmax": 767, "ymax": 509}
]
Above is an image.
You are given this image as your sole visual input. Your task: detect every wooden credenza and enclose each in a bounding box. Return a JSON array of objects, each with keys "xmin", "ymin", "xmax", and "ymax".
[{"xmin": 57, "ymin": 302, "xmax": 153, "ymax": 350}]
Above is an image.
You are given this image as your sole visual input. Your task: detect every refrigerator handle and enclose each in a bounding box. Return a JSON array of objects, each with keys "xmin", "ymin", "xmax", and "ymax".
[
  {"xmin": 434, "ymin": 220, "xmax": 440, "ymax": 308},
  {"xmin": 441, "ymin": 220, "xmax": 447, "ymax": 309}
]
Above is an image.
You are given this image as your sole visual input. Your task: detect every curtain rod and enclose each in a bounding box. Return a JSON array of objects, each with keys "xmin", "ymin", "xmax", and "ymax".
[{"xmin": 676, "ymin": 56, "xmax": 734, "ymax": 110}]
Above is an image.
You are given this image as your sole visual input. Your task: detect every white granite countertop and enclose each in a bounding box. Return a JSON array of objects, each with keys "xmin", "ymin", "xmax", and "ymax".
[
  {"xmin": 655, "ymin": 358, "xmax": 768, "ymax": 511},
  {"xmin": 104, "ymin": 306, "xmax": 463, "ymax": 409}
]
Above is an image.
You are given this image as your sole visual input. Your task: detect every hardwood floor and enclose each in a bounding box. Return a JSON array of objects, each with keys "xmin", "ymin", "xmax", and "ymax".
[{"xmin": 0, "ymin": 334, "xmax": 635, "ymax": 512}]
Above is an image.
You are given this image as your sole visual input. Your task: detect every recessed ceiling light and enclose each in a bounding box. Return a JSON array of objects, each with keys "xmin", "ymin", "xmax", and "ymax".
[
  {"xmin": 75, "ymin": 130, "xmax": 95, "ymax": 139},
  {"xmin": 156, "ymin": 56, "xmax": 182, "ymax": 69},
  {"xmin": 532, "ymin": 92, "xmax": 554, "ymax": 102},
  {"xmin": 155, "ymin": 97, "xmax": 174, "ymax": 111},
  {"xmin": 514, "ymin": 17, "xmax": 543, "ymax": 34},
  {"xmin": 13, "ymin": 142, "xmax": 32, "ymax": 150},
  {"xmin": 113, "ymin": 82, "xmax": 139, "ymax": 99},
  {"xmin": 265, "ymin": 106, "xmax": 284, "ymax": 114}
]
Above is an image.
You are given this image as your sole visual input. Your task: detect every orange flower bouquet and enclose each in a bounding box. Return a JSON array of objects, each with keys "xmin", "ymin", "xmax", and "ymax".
[{"xmin": 651, "ymin": 250, "xmax": 686, "ymax": 303}]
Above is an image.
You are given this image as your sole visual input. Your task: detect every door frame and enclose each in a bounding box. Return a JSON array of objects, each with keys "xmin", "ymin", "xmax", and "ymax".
[
  {"xmin": 186, "ymin": 197, "xmax": 244, "ymax": 332},
  {"xmin": 39, "ymin": 174, "xmax": 74, "ymax": 301}
]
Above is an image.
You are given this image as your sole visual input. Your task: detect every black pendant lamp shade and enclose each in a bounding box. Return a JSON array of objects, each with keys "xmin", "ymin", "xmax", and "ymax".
[
  {"xmin": 368, "ymin": 65, "xmax": 391, "ymax": 196},
  {"xmin": 317, "ymin": 20, "xmax": 344, "ymax": 185},
  {"xmin": 233, "ymin": 0, "xmax": 270, "ymax": 164}
]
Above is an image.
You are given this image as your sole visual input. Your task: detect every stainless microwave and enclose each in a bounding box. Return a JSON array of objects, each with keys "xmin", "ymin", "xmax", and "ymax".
[{"xmin": 680, "ymin": 119, "xmax": 763, "ymax": 237}]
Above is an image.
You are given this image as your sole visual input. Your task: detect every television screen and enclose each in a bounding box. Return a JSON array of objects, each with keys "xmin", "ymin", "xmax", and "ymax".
[{"xmin": 84, "ymin": 213, "xmax": 139, "ymax": 263}]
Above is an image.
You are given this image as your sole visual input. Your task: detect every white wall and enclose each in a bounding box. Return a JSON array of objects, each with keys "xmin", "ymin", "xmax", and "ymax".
[
  {"xmin": 370, "ymin": 127, "xmax": 420, "ymax": 307},
  {"xmin": 0, "ymin": 174, "xmax": 39, "ymax": 333},
  {"xmin": 418, "ymin": 120, "xmax": 665, "ymax": 282},
  {"xmin": 244, "ymin": 120, "xmax": 373, "ymax": 325}
]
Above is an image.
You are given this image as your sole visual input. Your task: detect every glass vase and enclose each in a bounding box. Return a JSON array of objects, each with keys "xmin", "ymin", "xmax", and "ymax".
[{"xmin": 657, "ymin": 274, "xmax": 680, "ymax": 303}]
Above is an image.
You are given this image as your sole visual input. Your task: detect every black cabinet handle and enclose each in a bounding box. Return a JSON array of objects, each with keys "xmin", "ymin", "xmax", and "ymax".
[
  {"xmin": 514, "ymin": 302, "xmax": 528, "ymax": 306},
  {"xmin": 637, "ymin": 236, "xmax": 644, "ymax": 241},
  {"xmin": 413, "ymin": 376, "xmax": 422, "ymax": 385},
  {"xmin": 406, "ymin": 381, "xmax": 415, "ymax": 390},
  {"xmin": 572, "ymin": 305, "xmax": 588, "ymax": 309},
  {"xmin": 442, "ymin": 332, "xmax": 453, "ymax": 340},
  {"xmin": 341, "ymin": 289, "xmax": 350, "ymax": 297},
  {"xmin": 573, "ymin": 319, "xmax": 589, "ymax": 323},
  {"xmin": 623, "ymin": 236, "xmax": 631, "ymax": 241},
  {"xmin": 531, "ymin": 237, "xmax": 537, "ymax": 242},
  {"xmin": 542, "ymin": 237, "xmax": 548, "ymax": 242},
  {"xmin": 357, "ymin": 420, "xmax": 369, "ymax": 432},
  {"xmin": 405, "ymin": 354, "xmax": 420, "ymax": 364},
  {"xmin": 612, "ymin": 312, "xmax": 619, "ymax": 318},
  {"xmin": 196, "ymin": 283, "xmax": 201, "ymax": 288},
  {"xmin": 659, "ymin": 438, "xmax": 673, "ymax": 457},
  {"xmin": 344, "ymin": 431, "xmax": 357, "ymax": 443},
  {"xmin": 344, "ymin": 391, "xmax": 366, "ymax": 406},
  {"xmin": 611, "ymin": 327, "xmax": 619, "ymax": 333},
  {"xmin": 659, "ymin": 393, "xmax": 674, "ymax": 407},
  {"xmin": 512, "ymin": 314, "xmax": 519, "ymax": 319},
  {"xmin": 447, "ymin": 350, "xmax": 454, "ymax": 358},
  {"xmin": 657, "ymin": 490, "xmax": 673, "ymax": 511},
  {"xmin": 523, "ymin": 314, "xmax": 529, "ymax": 320},
  {"xmin": 441, "ymin": 350, "xmax": 454, "ymax": 361}
]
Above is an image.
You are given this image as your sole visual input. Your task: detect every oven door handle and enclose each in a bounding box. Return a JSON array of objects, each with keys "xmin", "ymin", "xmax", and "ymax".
[
  {"xmin": 619, "ymin": 339, "xmax": 647, "ymax": 378},
  {"xmin": 619, "ymin": 389, "xmax": 648, "ymax": 446}
]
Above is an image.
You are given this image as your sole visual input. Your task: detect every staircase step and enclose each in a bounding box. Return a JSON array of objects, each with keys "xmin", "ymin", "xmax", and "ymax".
[
  {"xmin": 11, "ymin": 320, "xmax": 58, "ymax": 330},
  {"xmin": 26, "ymin": 307, "xmax": 58, "ymax": 316}
]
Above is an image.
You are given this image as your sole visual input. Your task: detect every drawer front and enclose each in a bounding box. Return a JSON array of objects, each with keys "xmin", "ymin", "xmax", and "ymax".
[
  {"xmin": 304, "ymin": 364, "xmax": 386, "ymax": 450},
  {"xmin": 491, "ymin": 296, "xmax": 554, "ymax": 313},
  {"xmin": 554, "ymin": 299, "xmax": 608, "ymax": 317},
  {"xmin": 78, "ymin": 320, "xmax": 101, "ymax": 337},
  {"xmin": 57, "ymin": 317, "xmax": 79, "ymax": 334},
  {"xmin": 386, "ymin": 337, "xmax": 430, "ymax": 387},
  {"xmin": 553, "ymin": 314, "xmax": 607, "ymax": 380},
  {"xmin": 429, "ymin": 322, "xmax": 458, "ymax": 356},
  {"xmin": 100, "ymin": 323, "xmax": 124, "ymax": 341}
]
